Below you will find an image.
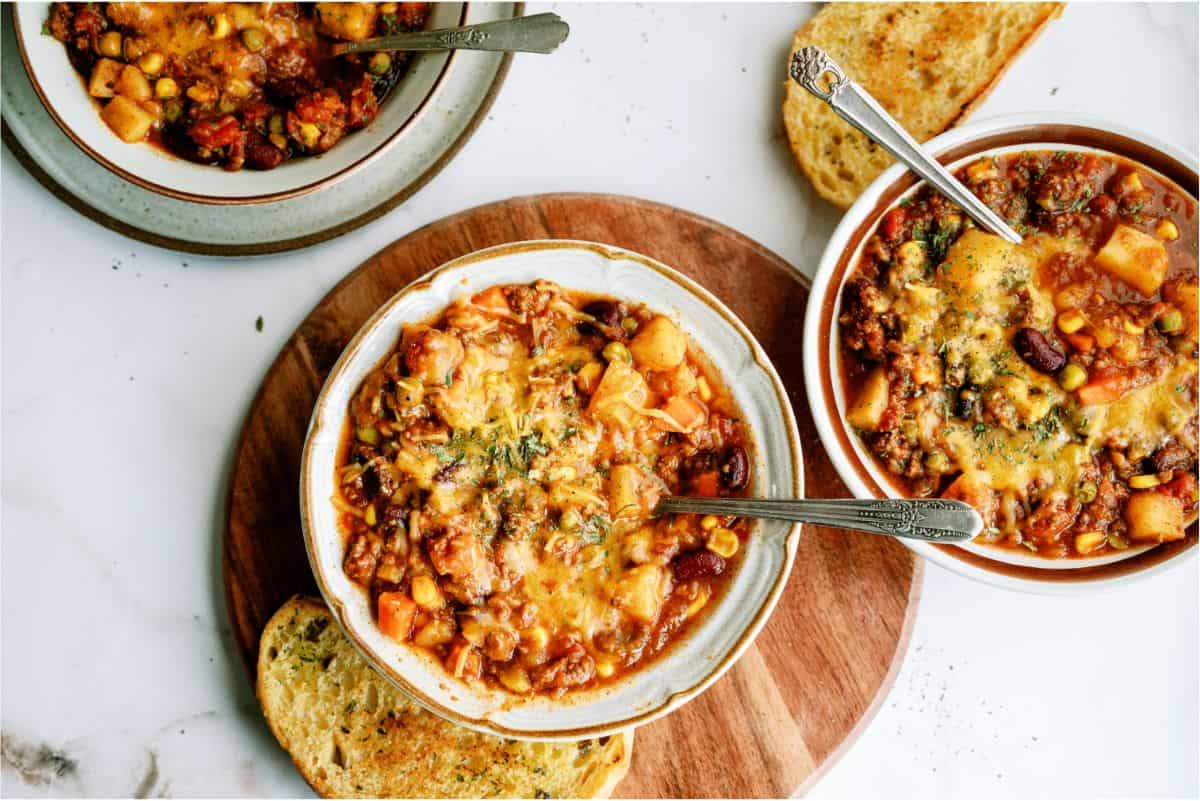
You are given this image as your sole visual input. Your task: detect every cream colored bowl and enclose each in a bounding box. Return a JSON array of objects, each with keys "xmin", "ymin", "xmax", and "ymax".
[
  {"xmin": 13, "ymin": 1, "xmax": 464, "ymax": 204},
  {"xmin": 804, "ymin": 113, "xmax": 1198, "ymax": 594},
  {"xmin": 300, "ymin": 240, "xmax": 804, "ymax": 739}
]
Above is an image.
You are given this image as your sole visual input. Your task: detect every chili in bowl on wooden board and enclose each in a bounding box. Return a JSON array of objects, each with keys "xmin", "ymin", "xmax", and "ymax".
[
  {"xmin": 13, "ymin": 2, "xmax": 465, "ymax": 203},
  {"xmin": 301, "ymin": 240, "xmax": 802, "ymax": 739},
  {"xmin": 805, "ymin": 114, "xmax": 1198, "ymax": 592}
]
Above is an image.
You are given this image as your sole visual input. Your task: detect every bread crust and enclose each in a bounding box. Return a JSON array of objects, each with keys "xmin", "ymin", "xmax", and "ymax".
[
  {"xmin": 783, "ymin": 2, "xmax": 1064, "ymax": 209},
  {"xmin": 256, "ymin": 596, "xmax": 632, "ymax": 799}
]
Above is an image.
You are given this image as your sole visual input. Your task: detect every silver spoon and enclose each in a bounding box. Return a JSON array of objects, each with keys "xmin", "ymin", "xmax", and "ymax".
[
  {"xmin": 788, "ymin": 46, "xmax": 1023, "ymax": 244},
  {"xmin": 331, "ymin": 13, "xmax": 569, "ymax": 57},
  {"xmin": 655, "ymin": 496, "xmax": 981, "ymax": 543}
]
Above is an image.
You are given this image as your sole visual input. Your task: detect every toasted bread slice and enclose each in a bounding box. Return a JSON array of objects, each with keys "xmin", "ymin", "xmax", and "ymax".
[
  {"xmin": 783, "ymin": 2, "xmax": 1063, "ymax": 209},
  {"xmin": 257, "ymin": 597, "xmax": 633, "ymax": 799}
]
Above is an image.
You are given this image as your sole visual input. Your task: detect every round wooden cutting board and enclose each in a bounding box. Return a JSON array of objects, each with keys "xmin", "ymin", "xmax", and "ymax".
[{"xmin": 223, "ymin": 194, "xmax": 922, "ymax": 798}]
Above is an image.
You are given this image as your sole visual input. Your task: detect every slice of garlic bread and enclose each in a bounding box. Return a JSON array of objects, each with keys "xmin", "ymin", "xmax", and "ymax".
[
  {"xmin": 257, "ymin": 597, "xmax": 632, "ymax": 799},
  {"xmin": 783, "ymin": 2, "xmax": 1063, "ymax": 209}
]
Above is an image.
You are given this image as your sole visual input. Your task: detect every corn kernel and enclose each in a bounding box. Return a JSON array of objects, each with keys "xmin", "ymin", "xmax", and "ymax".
[
  {"xmin": 297, "ymin": 122, "xmax": 321, "ymax": 150},
  {"xmin": 685, "ymin": 585, "xmax": 711, "ymax": 618},
  {"xmin": 1094, "ymin": 327, "xmax": 1118, "ymax": 349},
  {"xmin": 411, "ymin": 575, "xmax": 442, "ymax": 609},
  {"xmin": 136, "ymin": 52, "xmax": 164, "ymax": 75},
  {"xmin": 1056, "ymin": 310, "xmax": 1086, "ymax": 334},
  {"xmin": 1129, "ymin": 474, "xmax": 1162, "ymax": 489},
  {"xmin": 380, "ymin": 2, "xmax": 399, "ymax": 12},
  {"xmin": 155, "ymin": 78, "xmax": 179, "ymax": 99},
  {"xmin": 186, "ymin": 82, "xmax": 217, "ymax": 103},
  {"xmin": 524, "ymin": 626, "xmax": 549, "ymax": 651},
  {"xmin": 700, "ymin": 515, "xmax": 719, "ymax": 531},
  {"xmin": 1074, "ymin": 531, "xmax": 1106, "ymax": 554},
  {"xmin": 225, "ymin": 78, "xmax": 253, "ymax": 98},
  {"xmin": 1123, "ymin": 319, "xmax": 1145, "ymax": 335},
  {"xmin": 966, "ymin": 157, "xmax": 999, "ymax": 183},
  {"xmin": 706, "ymin": 527, "xmax": 739, "ymax": 559},
  {"xmin": 1156, "ymin": 219, "xmax": 1180, "ymax": 241},
  {"xmin": 696, "ymin": 376, "xmax": 712, "ymax": 402},
  {"xmin": 209, "ymin": 13, "xmax": 232, "ymax": 39},
  {"xmin": 595, "ymin": 656, "xmax": 616, "ymax": 678},
  {"xmin": 364, "ymin": 505, "xmax": 377, "ymax": 526}
]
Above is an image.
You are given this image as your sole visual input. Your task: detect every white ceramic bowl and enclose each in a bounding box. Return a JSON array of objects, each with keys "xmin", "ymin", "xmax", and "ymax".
[
  {"xmin": 301, "ymin": 240, "xmax": 804, "ymax": 739},
  {"xmin": 804, "ymin": 113, "xmax": 1199, "ymax": 594},
  {"xmin": 12, "ymin": 1, "xmax": 464, "ymax": 204}
]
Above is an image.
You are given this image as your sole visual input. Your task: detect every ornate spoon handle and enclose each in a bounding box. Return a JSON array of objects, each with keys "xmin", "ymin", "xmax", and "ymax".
[
  {"xmin": 332, "ymin": 13, "xmax": 569, "ymax": 56},
  {"xmin": 788, "ymin": 45, "xmax": 1023, "ymax": 244},
  {"xmin": 655, "ymin": 497, "xmax": 981, "ymax": 543}
]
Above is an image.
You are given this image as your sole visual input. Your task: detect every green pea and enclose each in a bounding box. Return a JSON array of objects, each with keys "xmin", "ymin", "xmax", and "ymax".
[
  {"xmin": 368, "ymin": 52, "xmax": 392, "ymax": 75},
  {"xmin": 1058, "ymin": 363, "xmax": 1088, "ymax": 391},
  {"xmin": 602, "ymin": 342, "xmax": 631, "ymax": 363},
  {"xmin": 1158, "ymin": 309, "xmax": 1184, "ymax": 334},
  {"xmin": 162, "ymin": 100, "xmax": 183, "ymax": 123}
]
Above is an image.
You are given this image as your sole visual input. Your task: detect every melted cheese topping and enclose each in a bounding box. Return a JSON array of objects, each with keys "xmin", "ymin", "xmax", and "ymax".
[{"xmin": 904, "ymin": 231, "xmax": 1195, "ymax": 517}]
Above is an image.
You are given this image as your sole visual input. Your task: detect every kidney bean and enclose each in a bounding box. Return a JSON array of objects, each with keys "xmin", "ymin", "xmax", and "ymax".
[
  {"xmin": 1013, "ymin": 328, "xmax": 1065, "ymax": 375},
  {"xmin": 577, "ymin": 301, "xmax": 622, "ymax": 336},
  {"xmin": 719, "ymin": 445, "xmax": 750, "ymax": 491},
  {"xmin": 244, "ymin": 131, "xmax": 285, "ymax": 170},
  {"xmin": 672, "ymin": 550, "xmax": 726, "ymax": 581}
]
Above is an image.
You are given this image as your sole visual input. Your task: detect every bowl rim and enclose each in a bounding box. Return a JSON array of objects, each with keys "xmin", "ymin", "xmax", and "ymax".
[
  {"xmin": 803, "ymin": 112, "xmax": 1199, "ymax": 594},
  {"xmin": 12, "ymin": 2, "xmax": 466, "ymax": 206},
  {"xmin": 298, "ymin": 239, "xmax": 805, "ymax": 738}
]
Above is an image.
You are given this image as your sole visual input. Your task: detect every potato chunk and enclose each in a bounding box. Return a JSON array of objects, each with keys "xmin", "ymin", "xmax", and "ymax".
[
  {"xmin": 115, "ymin": 65, "xmax": 152, "ymax": 101},
  {"xmin": 88, "ymin": 58, "xmax": 124, "ymax": 98},
  {"xmin": 629, "ymin": 316, "xmax": 686, "ymax": 371},
  {"xmin": 100, "ymin": 96, "xmax": 155, "ymax": 143},
  {"xmin": 1095, "ymin": 224, "xmax": 1168, "ymax": 296},
  {"xmin": 1125, "ymin": 491, "xmax": 1186, "ymax": 543},
  {"xmin": 315, "ymin": 2, "xmax": 378, "ymax": 40},
  {"xmin": 612, "ymin": 564, "xmax": 670, "ymax": 623},
  {"xmin": 846, "ymin": 367, "xmax": 889, "ymax": 431}
]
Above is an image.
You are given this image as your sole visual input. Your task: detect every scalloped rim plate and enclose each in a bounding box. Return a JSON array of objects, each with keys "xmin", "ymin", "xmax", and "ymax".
[{"xmin": 300, "ymin": 240, "xmax": 803, "ymax": 739}]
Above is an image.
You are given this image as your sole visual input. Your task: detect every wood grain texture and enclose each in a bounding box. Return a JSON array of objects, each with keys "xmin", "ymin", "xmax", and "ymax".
[{"xmin": 223, "ymin": 194, "xmax": 922, "ymax": 798}]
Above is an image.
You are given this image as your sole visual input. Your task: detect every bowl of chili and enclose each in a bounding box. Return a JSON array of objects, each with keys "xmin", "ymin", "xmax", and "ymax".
[
  {"xmin": 805, "ymin": 113, "xmax": 1199, "ymax": 593},
  {"xmin": 14, "ymin": 2, "xmax": 464, "ymax": 204},
  {"xmin": 300, "ymin": 240, "xmax": 803, "ymax": 739}
]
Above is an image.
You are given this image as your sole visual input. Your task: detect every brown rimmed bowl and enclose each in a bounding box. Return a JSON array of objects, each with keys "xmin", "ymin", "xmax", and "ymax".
[
  {"xmin": 12, "ymin": 1, "xmax": 465, "ymax": 205},
  {"xmin": 803, "ymin": 113, "xmax": 1199, "ymax": 594}
]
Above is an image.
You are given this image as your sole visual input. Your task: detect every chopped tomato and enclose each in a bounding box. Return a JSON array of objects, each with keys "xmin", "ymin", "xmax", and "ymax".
[
  {"xmin": 1162, "ymin": 472, "xmax": 1198, "ymax": 505},
  {"xmin": 377, "ymin": 592, "xmax": 417, "ymax": 642},
  {"xmin": 294, "ymin": 89, "xmax": 346, "ymax": 125},
  {"xmin": 347, "ymin": 75, "xmax": 379, "ymax": 129},
  {"xmin": 396, "ymin": 2, "xmax": 431, "ymax": 28},
  {"xmin": 691, "ymin": 471, "xmax": 721, "ymax": 498},
  {"xmin": 881, "ymin": 207, "xmax": 907, "ymax": 242},
  {"xmin": 187, "ymin": 115, "xmax": 243, "ymax": 149}
]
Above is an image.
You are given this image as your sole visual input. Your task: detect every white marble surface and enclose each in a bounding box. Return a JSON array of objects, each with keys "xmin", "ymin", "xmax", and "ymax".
[{"xmin": 2, "ymin": 3, "xmax": 1197, "ymax": 798}]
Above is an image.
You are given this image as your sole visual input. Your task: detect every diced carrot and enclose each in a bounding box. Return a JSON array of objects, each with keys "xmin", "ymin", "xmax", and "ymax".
[
  {"xmin": 656, "ymin": 396, "xmax": 707, "ymax": 432},
  {"xmin": 1063, "ymin": 332, "xmax": 1095, "ymax": 353},
  {"xmin": 692, "ymin": 471, "xmax": 721, "ymax": 498},
  {"xmin": 1076, "ymin": 374, "xmax": 1133, "ymax": 405},
  {"xmin": 378, "ymin": 592, "xmax": 417, "ymax": 642}
]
